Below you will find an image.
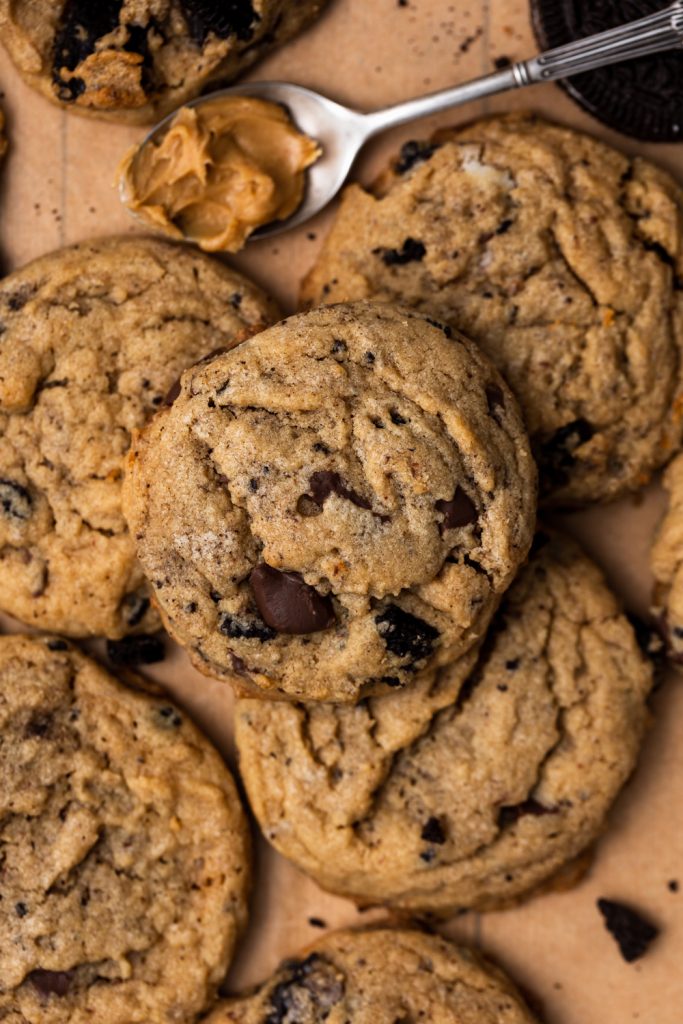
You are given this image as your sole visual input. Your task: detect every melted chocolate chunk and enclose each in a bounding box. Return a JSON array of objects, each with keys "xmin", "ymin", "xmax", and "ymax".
[
  {"xmin": 375, "ymin": 605, "xmax": 439, "ymax": 663},
  {"xmin": 0, "ymin": 479, "xmax": 32, "ymax": 520},
  {"xmin": 538, "ymin": 418, "xmax": 595, "ymax": 489},
  {"xmin": 378, "ymin": 237, "xmax": 427, "ymax": 266},
  {"xmin": 302, "ymin": 470, "xmax": 372, "ymax": 515},
  {"xmin": 180, "ymin": 0, "xmax": 259, "ymax": 44},
  {"xmin": 265, "ymin": 954, "xmax": 345, "ymax": 1024},
  {"xmin": 597, "ymin": 898, "xmax": 659, "ymax": 963},
  {"xmin": 219, "ymin": 612, "xmax": 276, "ymax": 641},
  {"xmin": 420, "ymin": 816, "xmax": 446, "ymax": 844},
  {"xmin": 28, "ymin": 969, "xmax": 74, "ymax": 997},
  {"xmin": 106, "ymin": 634, "xmax": 165, "ymax": 667},
  {"xmin": 52, "ymin": 1, "xmax": 123, "ymax": 98},
  {"xmin": 435, "ymin": 487, "xmax": 477, "ymax": 531},
  {"xmin": 250, "ymin": 564, "xmax": 336, "ymax": 635},
  {"xmin": 497, "ymin": 798, "xmax": 558, "ymax": 828},
  {"xmin": 394, "ymin": 139, "xmax": 438, "ymax": 174}
]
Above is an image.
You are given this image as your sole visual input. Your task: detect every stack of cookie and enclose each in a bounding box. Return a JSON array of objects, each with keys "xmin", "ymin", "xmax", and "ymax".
[{"xmin": 1, "ymin": 4, "xmax": 682, "ymax": 1016}]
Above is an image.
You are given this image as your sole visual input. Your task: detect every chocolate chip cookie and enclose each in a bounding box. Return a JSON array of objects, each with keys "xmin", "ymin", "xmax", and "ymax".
[
  {"xmin": 302, "ymin": 113, "xmax": 683, "ymax": 505},
  {"xmin": 0, "ymin": 236, "xmax": 278, "ymax": 638},
  {"xmin": 0, "ymin": 633, "xmax": 250, "ymax": 1024},
  {"xmin": 204, "ymin": 928, "xmax": 539, "ymax": 1023},
  {"xmin": 0, "ymin": 1, "xmax": 328, "ymax": 124},
  {"xmin": 235, "ymin": 532, "xmax": 652, "ymax": 912},
  {"xmin": 650, "ymin": 452, "xmax": 683, "ymax": 664},
  {"xmin": 124, "ymin": 302, "xmax": 537, "ymax": 703}
]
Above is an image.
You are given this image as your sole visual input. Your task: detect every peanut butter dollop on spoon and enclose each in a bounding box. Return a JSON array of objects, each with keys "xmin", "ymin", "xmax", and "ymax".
[{"xmin": 118, "ymin": 95, "xmax": 320, "ymax": 252}]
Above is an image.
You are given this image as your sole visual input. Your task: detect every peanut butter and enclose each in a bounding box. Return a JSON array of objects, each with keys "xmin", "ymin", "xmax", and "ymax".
[{"xmin": 119, "ymin": 96, "xmax": 321, "ymax": 252}]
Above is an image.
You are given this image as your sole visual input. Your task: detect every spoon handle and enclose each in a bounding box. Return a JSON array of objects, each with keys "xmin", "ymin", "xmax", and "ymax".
[{"xmin": 361, "ymin": 1, "xmax": 683, "ymax": 137}]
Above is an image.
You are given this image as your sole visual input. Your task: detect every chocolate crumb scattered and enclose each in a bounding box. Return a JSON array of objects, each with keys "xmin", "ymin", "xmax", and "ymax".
[
  {"xmin": 668, "ymin": 879, "xmax": 679, "ymax": 893},
  {"xmin": 597, "ymin": 898, "xmax": 659, "ymax": 963},
  {"xmin": 308, "ymin": 916, "xmax": 327, "ymax": 928}
]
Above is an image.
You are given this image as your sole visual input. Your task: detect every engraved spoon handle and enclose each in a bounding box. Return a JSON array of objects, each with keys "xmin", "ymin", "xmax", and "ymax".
[{"xmin": 361, "ymin": 1, "xmax": 683, "ymax": 136}]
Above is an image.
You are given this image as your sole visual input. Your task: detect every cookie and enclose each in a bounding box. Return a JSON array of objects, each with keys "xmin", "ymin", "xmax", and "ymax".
[
  {"xmin": 0, "ymin": 633, "xmax": 250, "ymax": 1024},
  {"xmin": 0, "ymin": 104, "xmax": 7, "ymax": 164},
  {"xmin": 0, "ymin": 1, "xmax": 328, "ymax": 124},
  {"xmin": 301, "ymin": 113, "xmax": 683, "ymax": 506},
  {"xmin": 531, "ymin": 0, "xmax": 683, "ymax": 142},
  {"xmin": 123, "ymin": 301, "xmax": 537, "ymax": 703},
  {"xmin": 650, "ymin": 452, "xmax": 683, "ymax": 664},
  {"xmin": 204, "ymin": 927, "xmax": 539, "ymax": 1023},
  {"xmin": 235, "ymin": 531, "xmax": 652, "ymax": 913},
  {"xmin": 0, "ymin": 236, "xmax": 278, "ymax": 638}
]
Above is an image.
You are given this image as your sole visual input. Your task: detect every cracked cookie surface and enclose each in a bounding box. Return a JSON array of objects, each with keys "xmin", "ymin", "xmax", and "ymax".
[
  {"xmin": 0, "ymin": 236, "xmax": 278, "ymax": 638},
  {"xmin": 0, "ymin": 0, "xmax": 328, "ymax": 124},
  {"xmin": 204, "ymin": 927, "xmax": 538, "ymax": 1024},
  {"xmin": 235, "ymin": 532, "xmax": 652, "ymax": 912},
  {"xmin": 123, "ymin": 301, "xmax": 536, "ymax": 702},
  {"xmin": 650, "ymin": 452, "xmax": 683, "ymax": 665},
  {"xmin": 302, "ymin": 113, "xmax": 683, "ymax": 505},
  {"xmin": 0, "ymin": 633, "xmax": 250, "ymax": 1024}
]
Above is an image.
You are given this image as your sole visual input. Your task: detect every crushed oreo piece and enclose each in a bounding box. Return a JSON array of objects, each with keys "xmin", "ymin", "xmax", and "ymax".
[
  {"xmin": 375, "ymin": 605, "xmax": 439, "ymax": 663},
  {"xmin": 597, "ymin": 898, "xmax": 659, "ymax": 963},
  {"xmin": 180, "ymin": 0, "xmax": 259, "ymax": 44},
  {"xmin": 250, "ymin": 564, "xmax": 336, "ymax": 634},
  {"xmin": 378, "ymin": 237, "xmax": 426, "ymax": 266},
  {"xmin": 106, "ymin": 634, "xmax": 165, "ymax": 666},
  {"xmin": 537, "ymin": 418, "xmax": 595, "ymax": 490},
  {"xmin": 219, "ymin": 612, "xmax": 276, "ymax": 641},
  {"xmin": 52, "ymin": 0, "xmax": 123, "ymax": 99},
  {"xmin": 394, "ymin": 139, "xmax": 438, "ymax": 174},
  {"xmin": 0, "ymin": 479, "xmax": 32, "ymax": 520},
  {"xmin": 154, "ymin": 705, "xmax": 183, "ymax": 729},
  {"xmin": 265, "ymin": 954, "xmax": 344, "ymax": 1024},
  {"xmin": 497, "ymin": 798, "xmax": 558, "ymax": 828}
]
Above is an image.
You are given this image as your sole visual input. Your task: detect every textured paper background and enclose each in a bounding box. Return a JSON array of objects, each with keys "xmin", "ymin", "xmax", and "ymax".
[{"xmin": 1, "ymin": 2, "xmax": 682, "ymax": 1021}]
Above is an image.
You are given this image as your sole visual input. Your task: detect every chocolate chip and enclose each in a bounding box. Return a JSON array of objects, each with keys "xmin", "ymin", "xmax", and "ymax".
[
  {"xmin": 265, "ymin": 954, "xmax": 345, "ymax": 1024},
  {"xmin": 25, "ymin": 712, "xmax": 53, "ymax": 739},
  {"xmin": 300, "ymin": 470, "xmax": 372, "ymax": 517},
  {"xmin": 493, "ymin": 54, "xmax": 511, "ymax": 69},
  {"xmin": 495, "ymin": 218, "xmax": 513, "ymax": 235},
  {"xmin": 419, "ymin": 848, "xmax": 436, "ymax": 863},
  {"xmin": 375, "ymin": 605, "xmax": 439, "ymax": 663},
  {"xmin": 435, "ymin": 487, "xmax": 477, "ymax": 531},
  {"xmin": 15, "ymin": 902, "xmax": 28, "ymax": 917},
  {"xmin": 219, "ymin": 612, "xmax": 275, "ymax": 641},
  {"xmin": 106, "ymin": 634, "xmax": 165, "ymax": 666},
  {"xmin": 0, "ymin": 479, "xmax": 32, "ymax": 520},
  {"xmin": 390, "ymin": 409, "xmax": 408, "ymax": 425},
  {"xmin": 154, "ymin": 705, "xmax": 183, "ymax": 729},
  {"xmin": 121, "ymin": 593, "xmax": 150, "ymax": 628},
  {"xmin": 163, "ymin": 377, "xmax": 182, "ymax": 406},
  {"xmin": 497, "ymin": 798, "xmax": 558, "ymax": 828},
  {"xmin": 180, "ymin": 0, "xmax": 259, "ymax": 44},
  {"xmin": 538, "ymin": 418, "xmax": 595, "ymax": 489},
  {"xmin": 420, "ymin": 816, "xmax": 446, "ymax": 844},
  {"xmin": 378, "ymin": 237, "xmax": 426, "ymax": 266},
  {"xmin": 250, "ymin": 564, "xmax": 335, "ymax": 635},
  {"xmin": 394, "ymin": 140, "xmax": 438, "ymax": 174},
  {"xmin": 485, "ymin": 384, "xmax": 505, "ymax": 412},
  {"xmin": 597, "ymin": 898, "xmax": 659, "ymax": 963},
  {"xmin": 28, "ymin": 969, "xmax": 74, "ymax": 997},
  {"xmin": 230, "ymin": 292, "xmax": 243, "ymax": 307},
  {"xmin": 505, "ymin": 657, "xmax": 520, "ymax": 671}
]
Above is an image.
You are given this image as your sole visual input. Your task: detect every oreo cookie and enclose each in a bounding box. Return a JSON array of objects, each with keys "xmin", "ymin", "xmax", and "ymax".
[{"xmin": 531, "ymin": 0, "xmax": 683, "ymax": 141}]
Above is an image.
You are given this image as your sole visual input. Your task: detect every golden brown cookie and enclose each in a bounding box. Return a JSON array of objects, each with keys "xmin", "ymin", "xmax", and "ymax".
[
  {"xmin": 0, "ymin": 1, "xmax": 329, "ymax": 124},
  {"xmin": 205, "ymin": 927, "xmax": 539, "ymax": 1023},
  {"xmin": 0, "ymin": 633, "xmax": 250, "ymax": 1024},
  {"xmin": 0, "ymin": 236, "xmax": 279, "ymax": 638},
  {"xmin": 235, "ymin": 532, "xmax": 653, "ymax": 913},
  {"xmin": 123, "ymin": 301, "xmax": 537, "ymax": 703},
  {"xmin": 302, "ymin": 113, "xmax": 683, "ymax": 506}
]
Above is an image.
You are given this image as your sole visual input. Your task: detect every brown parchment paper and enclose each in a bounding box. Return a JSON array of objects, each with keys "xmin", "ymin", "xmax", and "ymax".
[{"xmin": 1, "ymin": 2, "xmax": 682, "ymax": 1021}]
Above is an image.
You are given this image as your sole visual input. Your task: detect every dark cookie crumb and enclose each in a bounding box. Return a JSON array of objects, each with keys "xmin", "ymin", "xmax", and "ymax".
[
  {"xmin": 597, "ymin": 898, "xmax": 659, "ymax": 963},
  {"xmin": 394, "ymin": 139, "xmax": 437, "ymax": 174},
  {"xmin": 668, "ymin": 879, "xmax": 679, "ymax": 893},
  {"xmin": 219, "ymin": 612, "xmax": 276, "ymax": 642},
  {"xmin": 375, "ymin": 605, "xmax": 439, "ymax": 663},
  {"xmin": 376, "ymin": 237, "xmax": 426, "ymax": 266},
  {"xmin": 308, "ymin": 916, "xmax": 327, "ymax": 928}
]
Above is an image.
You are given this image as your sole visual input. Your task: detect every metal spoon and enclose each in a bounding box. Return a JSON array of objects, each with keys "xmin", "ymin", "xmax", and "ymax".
[{"xmin": 128, "ymin": 0, "xmax": 683, "ymax": 241}]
